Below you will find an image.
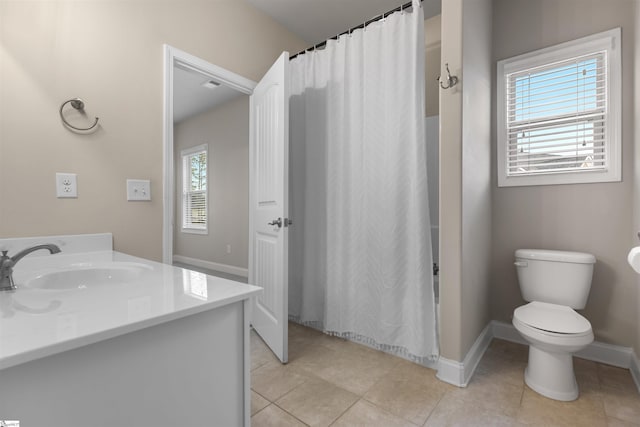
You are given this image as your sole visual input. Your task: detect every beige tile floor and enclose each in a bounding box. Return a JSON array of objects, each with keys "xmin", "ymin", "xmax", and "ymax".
[{"xmin": 251, "ymin": 322, "xmax": 640, "ymax": 426}]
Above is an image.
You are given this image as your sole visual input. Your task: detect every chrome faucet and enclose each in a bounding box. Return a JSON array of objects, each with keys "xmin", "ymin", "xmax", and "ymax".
[{"xmin": 0, "ymin": 244, "xmax": 61, "ymax": 291}]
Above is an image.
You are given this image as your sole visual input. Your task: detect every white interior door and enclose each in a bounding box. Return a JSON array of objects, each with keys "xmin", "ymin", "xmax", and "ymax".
[{"xmin": 249, "ymin": 52, "xmax": 289, "ymax": 363}]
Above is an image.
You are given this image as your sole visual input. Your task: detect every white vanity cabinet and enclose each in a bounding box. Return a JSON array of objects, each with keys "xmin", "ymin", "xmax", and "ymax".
[
  {"xmin": 0, "ymin": 299, "xmax": 254, "ymax": 427},
  {"xmin": 0, "ymin": 234, "xmax": 260, "ymax": 427}
]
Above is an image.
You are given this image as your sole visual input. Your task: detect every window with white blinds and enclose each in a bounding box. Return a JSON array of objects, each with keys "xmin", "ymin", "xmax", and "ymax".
[
  {"xmin": 181, "ymin": 144, "xmax": 208, "ymax": 233},
  {"xmin": 497, "ymin": 29, "xmax": 621, "ymax": 187}
]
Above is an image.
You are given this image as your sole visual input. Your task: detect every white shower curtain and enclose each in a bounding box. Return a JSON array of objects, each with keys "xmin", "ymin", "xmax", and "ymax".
[{"xmin": 289, "ymin": 0, "xmax": 438, "ymax": 364}]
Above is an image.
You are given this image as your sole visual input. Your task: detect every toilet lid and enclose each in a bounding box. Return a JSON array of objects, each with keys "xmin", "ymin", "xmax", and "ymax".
[{"xmin": 514, "ymin": 301, "xmax": 591, "ymax": 334}]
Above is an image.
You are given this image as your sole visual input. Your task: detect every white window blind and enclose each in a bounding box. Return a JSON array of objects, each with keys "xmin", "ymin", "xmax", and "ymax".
[
  {"xmin": 497, "ymin": 28, "xmax": 621, "ymax": 187},
  {"xmin": 182, "ymin": 145, "xmax": 208, "ymax": 232},
  {"xmin": 507, "ymin": 53, "xmax": 606, "ymax": 175}
]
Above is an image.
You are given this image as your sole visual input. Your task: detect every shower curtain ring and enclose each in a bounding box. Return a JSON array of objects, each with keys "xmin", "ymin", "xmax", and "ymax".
[{"xmin": 437, "ymin": 63, "xmax": 459, "ymax": 90}]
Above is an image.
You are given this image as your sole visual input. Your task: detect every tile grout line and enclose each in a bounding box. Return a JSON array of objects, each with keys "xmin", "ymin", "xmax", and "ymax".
[
  {"xmin": 353, "ymin": 396, "xmax": 423, "ymax": 426},
  {"xmin": 515, "ymin": 382, "xmax": 525, "ymax": 423},
  {"xmin": 421, "ymin": 389, "xmax": 449, "ymax": 427},
  {"xmin": 320, "ymin": 393, "xmax": 362, "ymax": 427},
  {"xmin": 327, "ymin": 397, "xmax": 365, "ymax": 427},
  {"xmin": 272, "ymin": 401, "xmax": 311, "ymax": 426},
  {"xmin": 250, "ymin": 402, "xmax": 271, "ymax": 419},
  {"xmin": 273, "ymin": 370, "xmax": 362, "ymax": 427},
  {"xmin": 360, "ymin": 396, "xmax": 423, "ymax": 426},
  {"xmin": 252, "ymin": 388, "xmax": 271, "ymax": 404},
  {"xmin": 250, "ymin": 360, "xmax": 269, "ymax": 372},
  {"xmin": 271, "ymin": 374, "xmax": 314, "ymax": 404},
  {"xmin": 323, "ymin": 397, "xmax": 360, "ymax": 427}
]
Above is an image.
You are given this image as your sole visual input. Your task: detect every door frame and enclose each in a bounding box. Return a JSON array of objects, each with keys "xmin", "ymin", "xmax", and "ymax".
[{"xmin": 162, "ymin": 44, "xmax": 257, "ymax": 264}]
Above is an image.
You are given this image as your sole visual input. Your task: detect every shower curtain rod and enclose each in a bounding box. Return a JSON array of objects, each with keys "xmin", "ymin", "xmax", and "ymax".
[{"xmin": 289, "ymin": 0, "xmax": 423, "ymax": 60}]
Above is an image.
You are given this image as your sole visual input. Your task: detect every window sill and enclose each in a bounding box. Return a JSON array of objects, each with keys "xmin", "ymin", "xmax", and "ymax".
[
  {"xmin": 498, "ymin": 168, "xmax": 621, "ymax": 187},
  {"xmin": 181, "ymin": 228, "xmax": 208, "ymax": 235}
]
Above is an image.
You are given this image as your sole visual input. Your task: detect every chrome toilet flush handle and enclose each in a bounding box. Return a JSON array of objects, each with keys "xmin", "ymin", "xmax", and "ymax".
[{"xmin": 514, "ymin": 261, "xmax": 528, "ymax": 268}]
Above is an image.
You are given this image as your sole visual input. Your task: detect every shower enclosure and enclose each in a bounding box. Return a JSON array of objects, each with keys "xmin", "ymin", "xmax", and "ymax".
[{"xmin": 286, "ymin": 0, "xmax": 439, "ymax": 365}]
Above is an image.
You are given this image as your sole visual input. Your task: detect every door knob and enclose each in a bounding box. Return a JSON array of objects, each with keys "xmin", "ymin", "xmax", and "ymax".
[{"xmin": 268, "ymin": 218, "xmax": 282, "ymax": 228}]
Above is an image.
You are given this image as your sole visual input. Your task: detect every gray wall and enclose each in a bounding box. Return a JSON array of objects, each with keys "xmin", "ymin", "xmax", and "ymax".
[
  {"xmin": 425, "ymin": 15, "xmax": 442, "ymax": 262},
  {"xmin": 426, "ymin": 116, "xmax": 440, "ymax": 263},
  {"xmin": 425, "ymin": 14, "xmax": 442, "ymax": 117},
  {"xmin": 440, "ymin": 0, "xmax": 464, "ymax": 361},
  {"xmin": 174, "ymin": 96, "xmax": 250, "ymax": 270},
  {"xmin": 490, "ymin": 0, "xmax": 638, "ymax": 349},
  {"xmin": 439, "ymin": 0, "xmax": 493, "ymax": 361},
  {"xmin": 461, "ymin": 0, "xmax": 493, "ymax": 359},
  {"xmin": 634, "ymin": 3, "xmax": 640, "ymax": 356}
]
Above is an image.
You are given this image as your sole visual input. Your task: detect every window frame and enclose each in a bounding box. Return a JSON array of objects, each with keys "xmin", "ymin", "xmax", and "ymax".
[
  {"xmin": 497, "ymin": 28, "xmax": 621, "ymax": 187},
  {"xmin": 181, "ymin": 144, "xmax": 208, "ymax": 234}
]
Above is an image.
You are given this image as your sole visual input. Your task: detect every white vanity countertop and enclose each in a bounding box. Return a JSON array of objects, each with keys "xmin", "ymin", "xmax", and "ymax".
[{"xmin": 0, "ymin": 250, "xmax": 261, "ymax": 370}]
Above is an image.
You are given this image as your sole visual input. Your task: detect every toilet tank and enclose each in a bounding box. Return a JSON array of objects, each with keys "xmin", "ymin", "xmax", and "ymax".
[{"xmin": 514, "ymin": 249, "xmax": 596, "ymax": 309}]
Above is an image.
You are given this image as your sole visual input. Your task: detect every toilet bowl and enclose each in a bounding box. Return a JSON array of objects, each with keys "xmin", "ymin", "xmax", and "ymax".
[
  {"xmin": 513, "ymin": 301, "xmax": 593, "ymax": 401},
  {"xmin": 513, "ymin": 249, "xmax": 596, "ymax": 402}
]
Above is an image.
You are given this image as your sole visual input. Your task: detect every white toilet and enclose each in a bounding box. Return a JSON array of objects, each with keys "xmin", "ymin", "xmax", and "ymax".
[{"xmin": 512, "ymin": 249, "xmax": 596, "ymax": 401}]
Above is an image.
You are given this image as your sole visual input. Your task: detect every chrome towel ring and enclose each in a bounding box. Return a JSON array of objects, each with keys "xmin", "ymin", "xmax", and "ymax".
[{"xmin": 59, "ymin": 98, "xmax": 99, "ymax": 132}]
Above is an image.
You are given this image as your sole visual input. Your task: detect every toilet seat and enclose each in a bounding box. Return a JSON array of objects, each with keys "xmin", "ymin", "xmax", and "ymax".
[{"xmin": 514, "ymin": 301, "xmax": 591, "ymax": 337}]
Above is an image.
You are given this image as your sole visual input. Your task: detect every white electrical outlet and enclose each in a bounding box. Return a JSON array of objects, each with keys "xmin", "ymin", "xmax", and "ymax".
[
  {"xmin": 226, "ymin": 244, "xmax": 232, "ymax": 254},
  {"xmin": 126, "ymin": 179, "xmax": 151, "ymax": 201},
  {"xmin": 56, "ymin": 173, "xmax": 77, "ymax": 198}
]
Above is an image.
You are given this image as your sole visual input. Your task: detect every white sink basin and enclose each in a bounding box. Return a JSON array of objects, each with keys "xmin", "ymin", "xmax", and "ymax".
[{"xmin": 25, "ymin": 263, "xmax": 153, "ymax": 290}]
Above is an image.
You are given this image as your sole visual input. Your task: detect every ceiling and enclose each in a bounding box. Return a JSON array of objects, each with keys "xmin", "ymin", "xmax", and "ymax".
[
  {"xmin": 247, "ymin": 0, "xmax": 442, "ymax": 46},
  {"xmin": 173, "ymin": 0, "xmax": 441, "ymax": 122},
  {"xmin": 173, "ymin": 66, "xmax": 244, "ymax": 123}
]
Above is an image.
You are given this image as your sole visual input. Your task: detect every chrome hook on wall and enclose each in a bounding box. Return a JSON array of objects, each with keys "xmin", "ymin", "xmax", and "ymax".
[
  {"xmin": 59, "ymin": 98, "xmax": 100, "ymax": 132},
  {"xmin": 437, "ymin": 63, "xmax": 459, "ymax": 90}
]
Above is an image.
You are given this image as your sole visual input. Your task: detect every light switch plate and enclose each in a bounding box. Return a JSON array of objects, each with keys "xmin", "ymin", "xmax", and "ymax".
[
  {"xmin": 56, "ymin": 173, "xmax": 77, "ymax": 198},
  {"xmin": 126, "ymin": 179, "xmax": 151, "ymax": 201}
]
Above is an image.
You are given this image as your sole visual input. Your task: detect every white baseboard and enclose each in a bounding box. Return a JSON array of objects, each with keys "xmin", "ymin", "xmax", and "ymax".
[
  {"xmin": 490, "ymin": 320, "xmax": 527, "ymax": 346},
  {"xmin": 172, "ymin": 255, "xmax": 248, "ymax": 278},
  {"xmin": 436, "ymin": 320, "xmax": 640, "ymax": 393},
  {"xmin": 630, "ymin": 351, "xmax": 640, "ymax": 391},
  {"xmin": 436, "ymin": 357, "xmax": 466, "ymax": 387},
  {"xmin": 575, "ymin": 340, "xmax": 634, "ymax": 369},
  {"xmin": 491, "ymin": 320, "xmax": 635, "ymax": 369},
  {"xmin": 436, "ymin": 322, "xmax": 492, "ymax": 387}
]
